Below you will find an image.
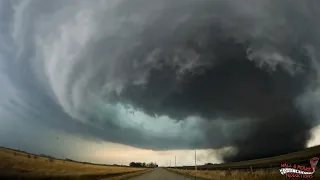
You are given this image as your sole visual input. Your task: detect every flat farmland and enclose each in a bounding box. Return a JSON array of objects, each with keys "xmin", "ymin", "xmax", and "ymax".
[
  {"xmin": 0, "ymin": 147, "xmax": 148, "ymax": 180},
  {"xmin": 167, "ymin": 145, "xmax": 320, "ymax": 180},
  {"xmin": 167, "ymin": 168, "xmax": 320, "ymax": 180}
]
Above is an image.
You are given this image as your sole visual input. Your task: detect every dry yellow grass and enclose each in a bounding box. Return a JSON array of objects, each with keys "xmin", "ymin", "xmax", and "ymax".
[
  {"xmin": 0, "ymin": 147, "xmax": 147, "ymax": 179},
  {"xmin": 197, "ymin": 145, "xmax": 320, "ymax": 170},
  {"xmin": 104, "ymin": 169, "xmax": 153, "ymax": 180},
  {"xmin": 167, "ymin": 168, "xmax": 320, "ymax": 180}
]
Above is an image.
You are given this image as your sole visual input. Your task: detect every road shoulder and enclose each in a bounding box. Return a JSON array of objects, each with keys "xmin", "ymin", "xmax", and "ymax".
[
  {"xmin": 103, "ymin": 168, "xmax": 154, "ymax": 180},
  {"xmin": 165, "ymin": 168, "xmax": 209, "ymax": 180}
]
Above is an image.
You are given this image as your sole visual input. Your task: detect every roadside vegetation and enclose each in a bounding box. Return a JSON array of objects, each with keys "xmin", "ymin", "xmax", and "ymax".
[
  {"xmin": 167, "ymin": 145, "xmax": 320, "ymax": 180},
  {"xmin": 0, "ymin": 147, "xmax": 148, "ymax": 180},
  {"xmin": 167, "ymin": 168, "xmax": 319, "ymax": 180}
]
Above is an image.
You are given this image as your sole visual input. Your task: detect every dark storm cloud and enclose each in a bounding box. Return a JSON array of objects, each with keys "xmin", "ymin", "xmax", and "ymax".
[
  {"xmin": 0, "ymin": 0, "xmax": 320, "ymax": 162},
  {"xmin": 116, "ymin": 24, "xmax": 315, "ymax": 161}
]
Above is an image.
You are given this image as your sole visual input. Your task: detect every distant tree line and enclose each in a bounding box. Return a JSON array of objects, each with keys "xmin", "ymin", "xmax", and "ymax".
[
  {"xmin": 129, "ymin": 162, "xmax": 158, "ymax": 168},
  {"xmin": 205, "ymin": 163, "xmax": 216, "ymax": 165},
  {"xmin": 39, "ymin": 154, "xmax": 55, "ymax": 159}
]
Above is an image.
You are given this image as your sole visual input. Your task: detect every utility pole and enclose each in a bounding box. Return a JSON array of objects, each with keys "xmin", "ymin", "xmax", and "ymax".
[
  {"xmin": 175, "ymin": 156, "xmax": 176, "ymax": 168},
  {"xmin": 170, "ymin": 160, "xmax": 171, "ymax": 167},
  {"xmin": 195, "ymin": 149, "xmax": 197, "ymax": 171}
]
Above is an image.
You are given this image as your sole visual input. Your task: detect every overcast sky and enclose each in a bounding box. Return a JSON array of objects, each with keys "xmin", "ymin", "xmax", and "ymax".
[{"xmin": 1, "ymin": 0, "xmax": 320, "ymax": 166}]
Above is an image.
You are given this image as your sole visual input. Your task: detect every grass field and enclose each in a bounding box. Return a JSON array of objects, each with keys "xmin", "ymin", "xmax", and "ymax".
[
  {"xmin": 1, "ymin": 145, "xmax": 320, "ymax": 180},
  {"xmin": 166, "ymin": 145, "xmax": 320, "ymax": 180},
  {"xmin": 0, "ymin": 147, "xmax": 148, "ymax": 180},
  {"xmin": 167, "ymin": 168, "xmax": 320, "ymax": 180},
  {"xmin": 178, "ymin": 145, "xmax": 320, "ymax": 170}
]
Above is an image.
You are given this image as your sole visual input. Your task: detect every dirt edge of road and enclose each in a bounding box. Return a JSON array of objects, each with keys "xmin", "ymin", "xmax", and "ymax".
[
  {"xmin": 104, "ymin": 168, "xmax": 154, "ymax": 180},
  {"xmin": 165, "ymin": 168, "xmax": 209, "ymax": 180}
]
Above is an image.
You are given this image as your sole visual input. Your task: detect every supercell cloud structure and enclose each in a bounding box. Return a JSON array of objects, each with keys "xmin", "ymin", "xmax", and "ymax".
[{"xmin": 1, "ymin": 0, "xmax": 320, "ymax": 161}]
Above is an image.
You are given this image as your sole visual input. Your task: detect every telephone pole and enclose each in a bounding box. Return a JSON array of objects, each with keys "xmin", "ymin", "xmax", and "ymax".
[
  {"xmin": 195, "ymin": 149, "xmax": 197, "ymax": 171},
  {"xmin": 175, "ymin": 156, "xmax": 176, "ymax": 168}
]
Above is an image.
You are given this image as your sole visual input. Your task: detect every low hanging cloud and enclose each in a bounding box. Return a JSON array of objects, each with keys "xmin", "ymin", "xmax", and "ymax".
[{"xmin": 0, "ymin": 0, "xmax": 320, "ymax": 162}]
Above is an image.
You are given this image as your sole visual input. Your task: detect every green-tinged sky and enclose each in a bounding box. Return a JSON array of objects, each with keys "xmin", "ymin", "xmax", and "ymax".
[{"xmin": 1, "ymin": 0, "xmax": 320, "ymax": 166}]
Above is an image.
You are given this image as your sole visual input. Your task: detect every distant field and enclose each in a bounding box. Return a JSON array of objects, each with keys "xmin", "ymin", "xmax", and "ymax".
[
  {"xmin": 167, "ymin": 168, "xmax": 320, "ymax": 180},
  {"xmin": 177, "ymin": 145, "xmax": 320, "ymax": 170},
  {"xmin": 167, "ymin": 145, "xmax": 320, "ymax": 180},
  {"xmin": 0, "ymin": 147, "xmax": 149, "ymax": 180}
]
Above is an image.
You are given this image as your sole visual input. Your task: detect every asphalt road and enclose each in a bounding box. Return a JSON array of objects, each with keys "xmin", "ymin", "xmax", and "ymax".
[{"xmin": 129, "ymin": 168, "xmax": 192, "ymax": 180}]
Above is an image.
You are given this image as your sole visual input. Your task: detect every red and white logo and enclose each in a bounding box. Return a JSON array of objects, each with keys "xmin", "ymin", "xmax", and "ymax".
[{"xmin": 279, "ymin": 157, "xmax": 319, "ymax": 179}]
